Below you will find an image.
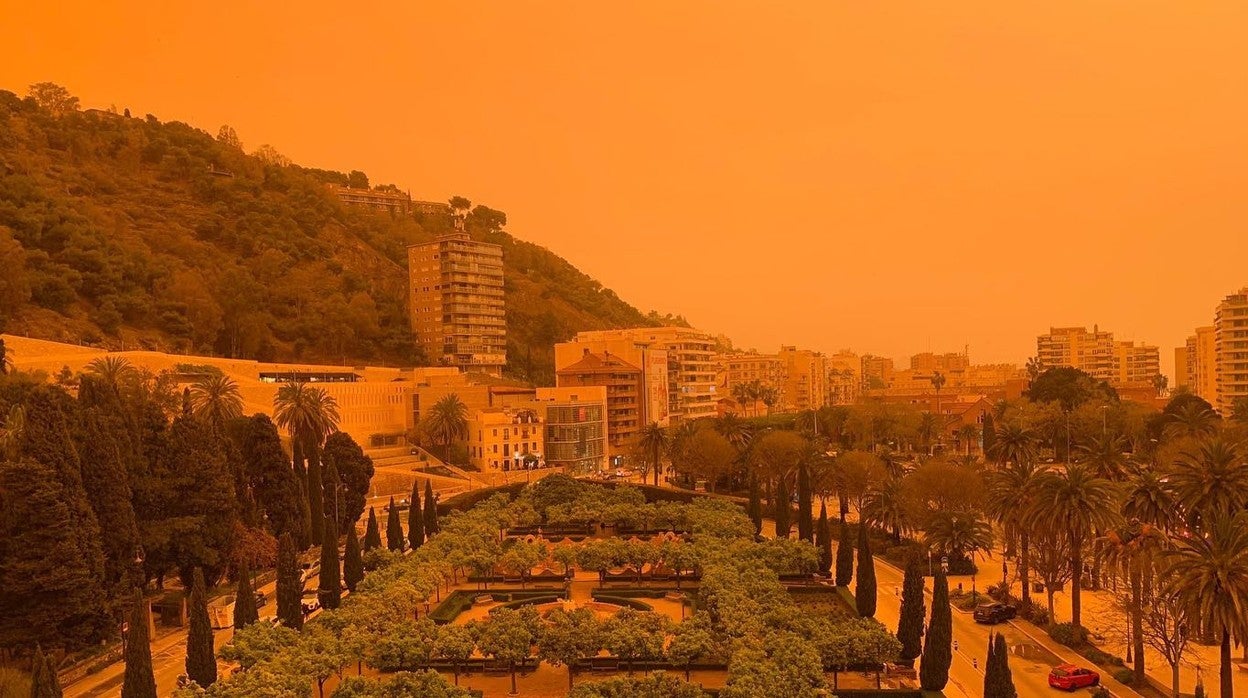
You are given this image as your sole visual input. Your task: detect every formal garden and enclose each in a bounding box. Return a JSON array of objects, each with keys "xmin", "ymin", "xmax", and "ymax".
[{"xmin": 177, "ymin": 475, "xmax": 917, "ymax": 697}]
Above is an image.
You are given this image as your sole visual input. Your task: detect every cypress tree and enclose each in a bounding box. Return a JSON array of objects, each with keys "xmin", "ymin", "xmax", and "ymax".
[
  {"xmin": 306, "ymin": 443, "xmax": 324, "ymax": 546},
  {"xmin": 773, "ymin": 478, "xmax": 791, "ymax": 538},
  {"xmin": 834, "ymin": 519, "xmax": 854, "ymax": 587},
  {"xmin": 363, "ymin": 506, "xmax": 382, "ymax": 551},
  {"xmin": 747, "ymin": 476, "xmax": 763, "ymax": 536},
  {"xmin": 855, "ymin": 522, "xmax": 877, "ymax": 618},
  {"xmin": 816, "ymin": 502, "xmax": 832, "ymax": 577},
  {"xmin": 186, "ymin": 568, "xmax": 216, "ymax": 687},
  {"xmin": 343, "ymin": 523, "xmax": 364, "ymax": 592},
  {"xmin": 29, "ymin": 644, "xmax": 62, "ymax": 698},
  {"xmin": 796, "ymin": 464, "xmax": 813, "ymax": 541},
  {"xmin": 233, "ymin": 561, "xmax": 258, "ymax": 631},
  {"xmin": 897, "ymin": 561, "xmax": 926, "ymax": 664},
  {"xmin": 423, "ymin": 480, "xmax": 439, "ymax": 536},
  {"xmin": 321, "ymin": 454, "xmax": 341, "ymax": 534},
  {"xmin": 121, "ymin": 589, "xmax": 156, "ymax": 698},
  {"xmin": 386, "ymin": 498, "xmax": 404, "ymax": 552},
  {"xmin": 981, "ymin": 413, "xmax": 996, "ymax": 459},
  {"xmin": 76, "ymin": 401, "xmax": 142, "ymax": 595},
  {"xmin": 984, "ymin": 632, "xmax": 998, "ymax": 696},
  {"xmin": 920, "ymin": 569, "xmax": 953, "ymax": 691},
  {"xmin": 275, "ymin": 533, "xmax": 302, "ymax": 630},
  {"xmin": 318, "ymin": 511, "xmax": 341, "ymax": 610},
  {"xmin": 407, "ymin": 479, "xmax": 425, "ymax": 551},
  {"xmin": 295, "ymin": 478, "xmax": 313, "ymax": 551},
  {"xmin": 987, "ymin": 631, "xmax": 1016, "ymax": 698}
]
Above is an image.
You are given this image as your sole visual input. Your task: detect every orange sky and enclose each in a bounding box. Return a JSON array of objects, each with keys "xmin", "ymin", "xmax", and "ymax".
[{"xmin": 4, "ymin": 1, "xmax": 1247, "ymax": 379}]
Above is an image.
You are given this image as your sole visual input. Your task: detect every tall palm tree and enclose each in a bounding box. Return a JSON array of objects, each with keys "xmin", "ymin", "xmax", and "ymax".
[
  {"xmin": 1164, "ymin": 402, "xmax": 1220, "ymax": 443},
  {"xmin": 985, "ymin": 460, "xmax": 1048, "ymax": 607},
  {"xmin": 956, "ymin": 423, "xmax": 980, "ymax": 456},
  {"xmin": 1025, "ymin": 465, "xmax": 1122, "ymax": 627},
  {"xmin": 987, "ymin": 421, "xmax": 1039, "ymax": 468},
  {"xmin": 421, "ymin": 393, "xmax": 469, "ymax": 462},
  {"xmin": 637, "ymin": 422, "xmax": 670, "ymax": 486},
  {"xmin": 918, "ymin": 412, "xmax": 940, "ymax": 455},
  {"xmin": 273, "ymin": 381, "xmax": 341, "ymax": 449},
  {"xmin": 0, "ymin": 404, "xmax": 25, "ymax": 460},
  {"xmin": 922, "ymin": 509, "xmax": 993, "ymax": 566},
  {"xmin": 861, "ymin": 477, "xmax": 910, "ymax": 542},
  {"xmin": 1122, "ymin": 466, "xmax": 1176, "ymax": 532},
  {"xmin": 1078, "ymin": 433, "xmax": 1130, "ymax": 480},
  {"xmin": 85, "ymin": 355, "xmax": 137, "ymax": 392},
  {"xmin": 1162, "ymin": 512, "xmax": 1248, "ymax": 698},
  {"xmin": 1169, "ymin": 436, "xmax": 1248, "ymax": 532},
  {"xmin": 1097, "ymin": 521, "xmax": 1167, "ymax": 685},
  {"xmin": 187, "ymin": 373, "xmax": 244, "ymax": 432}
]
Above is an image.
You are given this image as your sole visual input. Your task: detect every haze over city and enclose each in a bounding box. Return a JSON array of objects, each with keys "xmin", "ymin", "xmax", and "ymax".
[{"xmin": 4, "ymin": 1, "xmax": 1247, "ymax": 377}]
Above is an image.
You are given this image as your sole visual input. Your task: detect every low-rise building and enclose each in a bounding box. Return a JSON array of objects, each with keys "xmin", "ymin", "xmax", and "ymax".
[{"xmin": 327, "ymin": 184, "xmax": 411, "ymax": 215}]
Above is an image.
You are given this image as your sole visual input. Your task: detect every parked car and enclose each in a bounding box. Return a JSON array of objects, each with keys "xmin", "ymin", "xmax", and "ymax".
[
  {"xmin": 254, "ymin": 592, "xmax": 268, "ymax": 608},
  {"xmin": 973, "ymin": 601, "xmax": 1017, "ymax": 624},
  {"xmin": 301, "ymin": 596, "xmax": 321, "ymax": 615},
  {"xmin": 1048, "ymin": 664, "xmax": 1099, "ymax": 690}
]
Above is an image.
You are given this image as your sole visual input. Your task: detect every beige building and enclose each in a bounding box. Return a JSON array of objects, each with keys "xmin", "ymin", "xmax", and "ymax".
[
  {"xmin": 778, "ymin": 345, "xmax": 827, "ymax": 412},
  {"xmin": 1176, "ymin": 326, "xmax": 1217, "ymax": 403},
  {"xmin": 408, "ymin": 232, "xmax": 506, "ymax": 376},
  {"xmin": 1215, "ymin": 288, "xmax": 1248, "ymax": 415},
  {"xmin": 861, "ymin": 355, "xmax": 895, "ymax": 390},
  {"xmin": 825, "ymin": 351, "xmax": 861, "ymax": 405},
  {"xmin": 1114, "ymin": 341, "xmax": 1161, "ymax": 387},
  {"xmin": 327, "ymin": 184, "xmax": 411, "ymax": 215},
  {"xmin": 555, "ymin": 339, "xmax": 670, "ymax": 429},
  {"xmin": 717, "ymin": 352, "xmax": 785, "ymax": 413},
  {"xmin": 566, "ymin": 328, "xmax": 715, "ymax": 423},
  {"xmin": 555, "ymin": 349, "xmax": 644, "ymax": 456},
  {"xmin": 1036, "ymin": 326, "xmax": 1159, "ymax": 388}
]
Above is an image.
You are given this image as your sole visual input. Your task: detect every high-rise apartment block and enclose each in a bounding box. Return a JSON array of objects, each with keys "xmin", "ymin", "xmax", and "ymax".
[
  {"xmin": 1035, "ymin": 326, "xmax": 1158, "ymax": 388},
  {"xmin": 408, "ymin": 233, "xmax": 506, "ymax": 376},
  {"xmin": 556, "ymin": 349, "xmax": 645, "ymax": 456},
  {"xmin": 825, "ymin": 351, "xmax": 862, "ymax": 405},
  {"xmin": 778, "ymin": 345, "xmax": 827, "ymax": 412},
  {"xmin": 562, "ymin": 327, "xmax": 715, "ymax": 423},
  {"xmin": 1176, "ymin": 326, "xmax": 1216, "ymax": 403},
  {"xmin": 1215, "ymin": 288, "xmax": 1248, "ymax": 415}
]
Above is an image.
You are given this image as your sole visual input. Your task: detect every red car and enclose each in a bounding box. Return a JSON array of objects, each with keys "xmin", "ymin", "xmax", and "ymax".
[{"xmin": 1048, "ymin": 664, "xmax": 1100, "ymax": 690}]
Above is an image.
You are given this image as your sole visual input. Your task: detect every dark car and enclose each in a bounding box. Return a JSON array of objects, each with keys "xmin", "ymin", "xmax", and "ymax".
[
  {"xmin": 254, "ymin": 591, "xmax": 267, "ymax": 608},
  {"xmin": 1048, "ymin": 664, "xmax": 1099, "ymax": 691},
  {"xmin": 973, "ymin": 601, "xmax": 1017, "ymax": 624}
]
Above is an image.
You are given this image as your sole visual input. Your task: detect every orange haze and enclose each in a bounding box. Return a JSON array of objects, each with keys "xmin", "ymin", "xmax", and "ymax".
[{"xmin": 4, "ymin": 1, "xmax": 1247, "ymax": 379}]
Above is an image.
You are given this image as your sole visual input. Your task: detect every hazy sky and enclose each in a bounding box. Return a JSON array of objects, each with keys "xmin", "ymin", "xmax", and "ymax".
[{"xmin": 4, "ymin": 2, "xmax": 1247, "ymax": 378}]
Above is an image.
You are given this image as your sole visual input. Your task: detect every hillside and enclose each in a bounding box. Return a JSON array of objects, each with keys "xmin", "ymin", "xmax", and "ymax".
[{"xmin": 0, "ymin": 86, "xmax": 686, "ymax": 384}]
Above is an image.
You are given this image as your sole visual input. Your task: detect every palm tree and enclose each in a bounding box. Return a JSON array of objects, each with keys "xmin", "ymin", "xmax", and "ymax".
[
  {"xmin": 758, "ymin": 385, "xmax": 780, "ymax": 415},
  {"xmin": 0, "ymin": 404, "xmax": 25, "ymax": 460},
  {"xmin": 421, "ymin": 394, "xmax": 469, "ymax": 462},
  {"xmin": 274, "ymin": 381, "xmax": 340, "ymax": 448},
  {"xmin": 987, "ymin": 421, "xmax": 1039, "ymax": 468},
  {"xmin": 1097, "ymin": 521, "xmax": 1167, "ymax": 685},
  {"xmin": 714, "ymin": 414, "xmax": 753, "ymax": 453},
  {"xmin": 861, "ymin": 477, "xmax": 910, "ymax": 542},
  {"xmin": 1164, "ymin": 402, "xmax": 1220, "ymax": 442},
  {"xmin": 637, "ymin": 422, "xmax": 670, "ymax": 486},
  {"xmin": 1122, "ymin": 466, "xmax": 1176, "ymax": 532},
  {"xmin": 1025, "ymin": 464, "xmax": 1122, "ymax": 627},
  {"xmin": 85, "ymin": 355, "xmax": 137, "ymax": 392},
  {"xmin": 1161, "ymin": 512, "xmax": 1248, "ymax": 698},
  {"xmin": 930, "ymin": 371, "xmax": 947, "ymax": 428},
  {"xmin": 985, "ymin": 460, "xmax": 1048, "ymax": 607},
  {"xmin": 187, "ymin": 373, "xmax": 244, "ymax": 432},
  {"xmin": 1169, "ymin": 436, "xmax": 1248, "ymax": 532},
  {"xmin": 731, "ymin": 382, "xmax": 758, "ymax": 417},
  {"xmin": 956, "ymin": 423, "xmax": 979, "ymax": 456},
  {"xmin": 922, "ymin": 510, "xmax": 993, "ymax": 568},
  {"xmin": 918, "ymin": 412, "xmax": 940, "ymax": 455},
  {"xmin": 1077, "ymin": 433, "xmax": 1130, "ymax": 480}
]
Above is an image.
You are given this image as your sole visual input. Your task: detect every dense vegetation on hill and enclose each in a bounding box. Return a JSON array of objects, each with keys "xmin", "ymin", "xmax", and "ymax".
[{"xmin": 0, "ymin": 84, "xmax": 685, "ymax": 383}]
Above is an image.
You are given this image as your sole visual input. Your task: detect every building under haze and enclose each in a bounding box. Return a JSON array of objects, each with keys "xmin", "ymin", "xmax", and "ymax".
[
  {"xmin": 327, "ymin": 183, "xmax": 412, "ymax": 215},
  {"xmin": 408, "ymin": 232, "xmax": 507, "ymax": 376},
  {"xmin": 1176, "ymin": 326, "xmax": 1217, "ymax": 404},
  {"xmin": 1215, "ymin": 288, "xmax": 1248, "ymax": 415},
  {"xmin": 1035, "ymin": 326, "xmax": 1159, "ymax": 389}
]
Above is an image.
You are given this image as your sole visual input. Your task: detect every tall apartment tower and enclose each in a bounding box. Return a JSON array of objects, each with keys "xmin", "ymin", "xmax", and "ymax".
[
  {"xmin": 1036, "ymin": 326, "xmax": 1117, "ymax": 382},
  {"xmin": 1215, "ymin": 288, "xmax": 1248, "ymax": 415},
  {"xmin": 407, "ymin": 232, "xmax": 506, "ymax": 376},
  {"xmin": 1176, "ymin": 326, "xmax": 1217, "ymax": 403}
]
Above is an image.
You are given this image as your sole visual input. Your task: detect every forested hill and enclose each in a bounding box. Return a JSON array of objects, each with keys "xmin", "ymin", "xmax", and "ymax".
[{"xmin": 0, "ymin": 86, "xmax": 689, "ymax": 384}]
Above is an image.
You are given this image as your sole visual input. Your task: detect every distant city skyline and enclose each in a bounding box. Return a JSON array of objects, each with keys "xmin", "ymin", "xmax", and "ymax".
[{"xmin": 3, "ymin": 2, "xmax": 1245, "ymax": 380}]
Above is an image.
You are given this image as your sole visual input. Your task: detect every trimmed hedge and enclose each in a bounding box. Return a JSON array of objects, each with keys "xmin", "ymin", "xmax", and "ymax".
[
  {"xmin": 490, "ymin": 595, "xmax": 563, "ymax": 613},
  {"xmin": 438, "ymin": 482, "xmax": 526, "ymax": 514},
  {"xmin": 588, "ymin": 595, "xmax": 655, "ymax": 611}
]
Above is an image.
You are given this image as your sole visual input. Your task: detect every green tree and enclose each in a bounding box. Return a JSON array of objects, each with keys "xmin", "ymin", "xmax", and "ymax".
[
  {"xmin": 274, "ymin": 382, "xmax": 341, "ymax": 546},
  {"xmin": 186, "ymin": 373, "xmax": 243, "ymax": 433},
  {"xmin": 681, "ymin": 428, "xmax": 738, "ymax": 493},
  {"xmin": 476, "ymin": 607, "xmax": 536, "ymax": 695},
  {"xmin": 29, "ymin": 644, "xmax": 61, "ymax": 698},
  {"xmin": 386, "ymin": 499, "xmax": 404, "ymax": 552},
  {"xmin": 75, "ymin": 402, "xmax": 142, "ymax": 595},
  {"xmin": 985, "ymin": 460, "xmax": 1045, "ymax": 608},
  {"xmin": 27, "ymin": 82, "xmax": 80, "ymax": 115},
  {"xmin": 747, "ymin": 476, "xmax": 763, "ymax": 536},
  {"xmin": 235, "ymin": 415, "xmax": 304, "ymax": 542},
  {"xmin": 773, "ymin": 478, "xmax": 792, "ymax": 539},
  {"xmin": 423, "ymin": 480, "xmax": 439, "ymax": 536},
  {"xmin": 186, "ymin": 568, "xmax": 217, "ymax": 687},
  {"xmin": 1025, "ymin": 367, "xmax": 1116, "ymax": 412},
  {"xmin": 1169, "ymin": 436, "xmax": 1248, "ymax": 531},
  {"xmin": 568, "ymin": 673, "xmax": 707, "ymax": 698},
  {"xmin": 855, "ymin": 523, "xmax": 877, "ymax": 618},
  {"xmin": 343, "ymin": 524, "xmax": 364, "ymax": 592},
  {"xmin": 637, "ymin": 422, "xmax": 670, "ymax": 487},
  {"xmin": 363, "ymin": 507, "xmax": 382, "ymax": 552},
  {"xmin": 422, "ymin": 394, "xmax": 469, "ymax": 462},
  {"xmin": 275, "ymin": 533, "xmax": 302, "ymax": 630},
  {"xmin": 919, "ymin": 569, "xmax": 952, "ymax": 691},
  {"xmin": 319, "ymin": 511, "xmax": 342, "ymax": 610},
  {"xmin": 537, "ymin": 607, "xmax": 601, "ymax": 689},
  {"xmin": 815, "ymin": 503, "xmax": 832, "ymax": 577},
  {"xmin": 322, "ymin": 432, "xmax": 374, "ymax": 531},
  {"xmin": 433, "ymin": 623, "xmax": 477, "ymax": 687},
  {"xmin": 834, "ymin": 520, "xmax": 854, "ymax": 587},
  {"xmin": 602, "ymin": 609, "xmax": 670, "ymax": 675},
  {"xmin": 981, "ymin": 412, "xmax": 997, "ymax": 456},
  {"xmin": 121, "ymin": 589, "xmax": 157, "ymax": 698},
  {"xmin": 408, "ymin": 481, "xmax": 425, "ymax": 551},
  {"xmin": 897, "ymin": 561, "xmax": 925, "ymax": 664},
  {"xmin": 796, "ymin": 464, "xmax": 813, "ymax": 541},
  {"xmin": 666, "ymin": 615, "xmax": 719, "ymax": 681},
  {"xmin": 234, "ymin": 560, "xmax": 259, "ymax": 631}
]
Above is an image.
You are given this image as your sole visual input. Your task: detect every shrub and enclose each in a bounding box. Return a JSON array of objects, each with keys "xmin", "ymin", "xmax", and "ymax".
[
  {"xmin": 1085, "ymin": 647, "xmax": 1124, "ymax": 668},
  {"xmin": 986, "ymin": 581, "xmax": 1011, "ymax": 602},
  {"xmin": 1112, "ymin": 667, "xmax": 1135, "ymax": 685},
  {"xmin": 1091, "ymin": 688, "xmax": 1111, "ymax": 698},
  {"xmin": 1047, "ymin": 622, "xmax": 1089, "ymax": 648}
]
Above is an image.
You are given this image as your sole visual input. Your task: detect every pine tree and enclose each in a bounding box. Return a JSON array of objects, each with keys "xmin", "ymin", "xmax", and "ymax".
[
  {"xmin": 386, "ymin": 498, "xmax": 404, "ymax": 552},
  {"xmin": 796, "ymin": 464, "xmax": 813, "ymax": 541},
  {"xmin": 987, "ymin": 631, "xmax": 1016, "ymax": 698},
  {"xmin": 363, "ymin": 506, "xmax": 382, "ymax": 551},
  {"xmin": 747, "ymin": 476, "xmax": 763, "ymax": 536},
  {"xmin": 835, "ymin": 519, "xmax": 854, "ymax": 587},
  {"xmin": 897, "ymin": 561, "xmax": 926, "ymax": 664},
  {"xmin": 0, "ymin": 457, "xmax": 108, "ymax": 649},
  {"xmin": 29, "ymin": 644, "xmax": 62, "ymax": 698},
  {"xmin": 773, "ymin": 478, "xmax": 791, "ymax": 538},
  {"xmin": 343, "ymin": 523, "xmax": 364, "ymax": 592},
  {"xmin": 920, "ymin": 569, "xmax": 953, "ymax": 691},
  {"xmin": 423, "ymin": 480, "xmax": 439, "ymax": 536},
  {"xmin": 855, "ymin": 521, "xmax": 877, "ymax": 618},
  {"xmin": 318, "ymin": 511, "xmax": 341, "ymax": 610},
  {"xmin": 233, "ymin": 561, "xmax": 258, "ymax": 631},
  {"xmin": 306, "ymin": 444, "xmax": 324, "ymax": 546},
  {"xmin": 983, "ymin": 632, "xmax": 998, "ymax": 697},
  {"xmin": 816, "ymin": 502, "xmax": 832, "ymax": 577},
  {"xmin": 76, "ymin": 401, "xmax": 142, "ymax": 595},
  {"xmin": 407, "ymin": 479, "xmax": 425, "ymax": 551},
  {"xmin": 186, "ymin": 568, "xmax": 216, "ymax": 687},
  {"xmin": 121, "ymin": 589, "xmax": 156, "ymax": 698},
  {"xmin": 275, "ymin": 533, "xmax": 302, "ymax": 630}
]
